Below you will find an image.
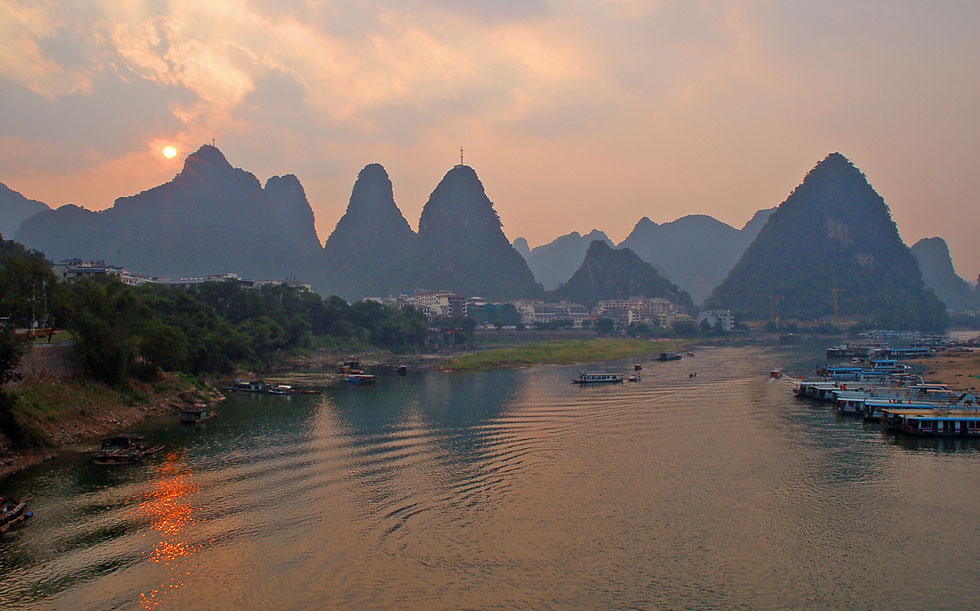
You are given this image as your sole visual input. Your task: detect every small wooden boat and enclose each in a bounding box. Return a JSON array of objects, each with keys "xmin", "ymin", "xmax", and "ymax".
[
  {"xmin": 0, "ymin": 496, "xmax": 32, "ymax": 535},
  {"xmin": 346, "ymin": 374, "xmax": 376, "ymax": 385},
  {"xmin": 397, "ymin": 365, "xmax": 408, "ymax": 376},
  {"xmin": 572, "ymin": 372, "xmax": 623, "ymax": 385},
  {"xmin": 633, "ymin": 364, "xmax": 642, "ymax": 371},
  {"xmin": 339, "ymin": 360, "xmax": 363, "ymax": 374},
  {"xmin": 266, "ymin": 384, "xmax": 293, "ymax": 395},
  {"xmin": 180, "ymin": 406, "xmax": 216, "ymax": 424},
  {"xmin": 92, "ymin": 434, "xmax": 163, "ymax": 465},
  {"xmin": 769, "ymin": 369, "xmax": 783, "ymax": 379},
  {"xmin": 628, "ymin": 374, "xmax": 641, "ymax": 382},
  {"xmin": 658, "ymin": 352, "xmax": 682, "ymax": 362}
]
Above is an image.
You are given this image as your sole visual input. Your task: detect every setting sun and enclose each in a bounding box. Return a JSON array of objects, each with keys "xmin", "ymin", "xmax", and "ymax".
[{"xmin": 163, "ymin": 146, "xmax": 177, "ymax": 158}]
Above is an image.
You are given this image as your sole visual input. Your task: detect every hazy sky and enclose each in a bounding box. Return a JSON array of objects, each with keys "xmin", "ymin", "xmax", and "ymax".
[{"xmin": 2, "ymin": 1, "xmax": 978, "ymax": 279}]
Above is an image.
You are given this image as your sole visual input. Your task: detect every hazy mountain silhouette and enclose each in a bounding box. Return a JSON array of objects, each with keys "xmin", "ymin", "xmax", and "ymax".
[
  {"xmin": 15, "ymin": 145, "xmax": 319, "ymax": 279},
  {"xmin": 553, "ymin": 240, "xmax": 692, "ymax": 309},
  {"xmin": 706, "ymin": 153, "xmax": 947, "ymax": 329},
  {"xmin": 514, "ymin": 229, "xmax": 613, "ymax": 290},
  {"xmin": 0, "ymin": 182, "xmax": 50, "ymax": 238},
  {"xmin": 911, "ymin": 237, "xmax": 977, "ymax": 311},
  {"xmin": 416, "ymin": 164, "xmax": 540, "ymax": 299},
  {"xmin": 265, "ymin": 174, "xmax": 322, "ymax": 258},
  {"xmin": 618, "ymin": 209, "xmax": 775, "ymax": 304},
  {"xmin": 319, "ymin": 163, "xmax": 418, "ymax": 299},
  {"xmin": 512, "ymin": 237, "xmax": 531, "ymax": 259}
]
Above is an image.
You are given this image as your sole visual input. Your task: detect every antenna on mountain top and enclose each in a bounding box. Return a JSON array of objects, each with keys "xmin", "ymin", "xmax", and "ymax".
[
  {"xmin": 212, "ymin": 137, "xmax": 216, "ymax": 147},
  {"xmin": 460, "ymin": 146, "xmax": 464, "ymax": 166}
]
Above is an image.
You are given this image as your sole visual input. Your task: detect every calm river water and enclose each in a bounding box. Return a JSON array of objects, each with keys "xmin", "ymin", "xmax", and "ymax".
[{"xmin": 2, "ymin": 345, "xmax": 980, "ymax": 609}]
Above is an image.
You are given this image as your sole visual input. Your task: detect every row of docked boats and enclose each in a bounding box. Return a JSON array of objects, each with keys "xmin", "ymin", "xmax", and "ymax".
[
  {"xmin": 228, "ymin": 380, "xmax": 322, "ymax": 395},
  {"xmin": 794, "ymin": 360, "xmax": 980, "ymax": 437}
]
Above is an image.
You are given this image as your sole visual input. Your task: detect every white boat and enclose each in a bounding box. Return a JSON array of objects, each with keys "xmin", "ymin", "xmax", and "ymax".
[{"xmin": 572, "ymin": 372, "xmax": 623, "ymax": 384}]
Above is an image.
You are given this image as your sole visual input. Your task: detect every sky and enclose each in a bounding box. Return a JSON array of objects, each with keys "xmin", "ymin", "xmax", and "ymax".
[{"xmin": 2, "ymin": 0, "xmax": 979, "ymax": 280}]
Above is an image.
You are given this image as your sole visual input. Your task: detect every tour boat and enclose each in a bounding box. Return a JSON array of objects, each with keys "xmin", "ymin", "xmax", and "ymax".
[
  {"xmin": 572, "ymin": 372, "xmax": 624, "ymax": 384},
  {"xmin": 881, "ymin": 408, "xmax": 980, "ymax": 437}
]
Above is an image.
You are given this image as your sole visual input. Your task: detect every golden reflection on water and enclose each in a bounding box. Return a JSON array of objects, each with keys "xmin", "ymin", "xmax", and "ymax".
[{"xmin": 136, "ymin": 451, "xmax": 203, "ymax": 609}]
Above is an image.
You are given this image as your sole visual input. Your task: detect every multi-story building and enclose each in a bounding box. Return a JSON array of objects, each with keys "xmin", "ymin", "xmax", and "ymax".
[
  {"xmin": 513, "ymin": 300, "xmax": 590, "ymax": 326},
  {"xmin": 594, "ymin": 297, "xmax": 676, "ymax": 326},
  {"xmin": 397, "ymin": 290, "xmax": 466, "ymax": 319},
  {"xmin": 697, "ymin": 309, "xmax": 735, "ymax": 331}
]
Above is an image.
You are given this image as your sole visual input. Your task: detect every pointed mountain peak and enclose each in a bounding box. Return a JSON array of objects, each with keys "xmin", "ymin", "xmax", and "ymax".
[
  {"xmin": 635, "ymin": 216, "xmax": 658, "ymax": 228},
  {"xmin": 182, "ymin": 144, "xmax": 232, "ymax": 173}
]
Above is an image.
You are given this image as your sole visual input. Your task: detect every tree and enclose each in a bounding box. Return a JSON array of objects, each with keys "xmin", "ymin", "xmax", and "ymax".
[{"xmin": 595, "ymin": 317, "xmax": 615, "ymax": 334}]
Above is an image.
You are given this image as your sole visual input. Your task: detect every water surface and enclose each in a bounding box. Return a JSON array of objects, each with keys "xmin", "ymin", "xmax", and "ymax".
[{"xmin": 2, "ymin": 345, "xmax": 979, "ymax": 609}]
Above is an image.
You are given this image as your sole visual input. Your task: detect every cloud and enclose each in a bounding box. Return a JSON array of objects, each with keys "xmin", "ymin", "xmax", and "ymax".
[{"xmin": 1, "ymin": 0, "xmax": 979, "ymax": 277}]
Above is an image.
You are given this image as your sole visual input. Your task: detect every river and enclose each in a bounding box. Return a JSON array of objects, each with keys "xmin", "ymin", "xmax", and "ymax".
[{"xmin": 2, "ymin": 344, "xmax": 979, "ymax": 609}]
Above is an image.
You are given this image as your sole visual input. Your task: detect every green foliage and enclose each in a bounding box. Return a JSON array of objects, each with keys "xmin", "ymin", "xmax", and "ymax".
[
  {"xmin": 595, "ymin": 317, "xmax": 616, "ymax": 334},
  {"xmin": 55, "ymin": 276, "xmax": 435, "ymax": 383},
  {"xmin": 0, "ymin": 238, "xmax": 62, "ymax": 327}
]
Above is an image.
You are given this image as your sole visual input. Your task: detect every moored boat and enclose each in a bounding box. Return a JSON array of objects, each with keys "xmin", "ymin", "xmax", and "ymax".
[
  {"xmin": 92, "ymin": 434, "xmax": 163, "ymax": 465},
  {"xmin": 346, "ymin": 374, "xmax": 376, "ymax": 385},
  {"xmin": 0, "ymin": 496, "xmax": 32, "ymax": 535},
  {"xmin": 658, "ymin": 352, "xmax": 682, "ymax": 362},
  {"xmin": 882, "ymin": 408, "xmax": 980, "ymax": 437}
]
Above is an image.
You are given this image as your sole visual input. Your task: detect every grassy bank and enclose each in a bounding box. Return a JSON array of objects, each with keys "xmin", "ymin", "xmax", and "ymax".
[
  {"xmin": 437, "ymin": 338, "xmax": 682, "ymax": 372},
  {"xmin": 1, "ymin": 373, "xmax": 215, "ymax": 455}
]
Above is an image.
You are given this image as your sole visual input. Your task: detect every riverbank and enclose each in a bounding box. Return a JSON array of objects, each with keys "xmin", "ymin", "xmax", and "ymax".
[
  {"xmin": 920, "ymin": 348, "xmax": 980, "ymax": 391},
  {"xmin": 436, "ymin": 338, "xmax": 683, "ymax": 372},
  {"xmin": 0, "ymin": 374, "xmax": 225, "ymax": 480}
]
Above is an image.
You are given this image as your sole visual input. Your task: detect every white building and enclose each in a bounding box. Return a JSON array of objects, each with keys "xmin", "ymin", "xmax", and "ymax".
[{"xmin": 697, "ymin": 309, "xmax": 735, "ymax": 332}]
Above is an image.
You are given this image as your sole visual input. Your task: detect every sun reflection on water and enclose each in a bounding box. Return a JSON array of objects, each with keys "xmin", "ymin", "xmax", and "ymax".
[{"xmin": 136, "ymin": 451, "xmax": 204, "ymax": 609}]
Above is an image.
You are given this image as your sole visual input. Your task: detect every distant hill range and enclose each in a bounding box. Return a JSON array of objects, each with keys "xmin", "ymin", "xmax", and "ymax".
[
  {"xmin": 911, "ymin": 237, "xmax": 977, "ymax": 311},
  {"xmin": 618, "ymin": 209, "xmax": 775, "ymax": 304},
  {"xmin": 515, "ymin": 229, "xmax": 612, "ymax": 290},
  {"xmin": 0, "ymin": 182, "xmax": 50, "ymax": 238},
  {"xmin": 15, "ymin": 146, "xmax": 320, "ymax": 279},
  {"xmin": 553, "ymin": 240, "xmax": 692, "ymax": 309},
  {"xmin": 706, "ymin": 153, "xmax": 947, "ymax": 329},
  {"xmin": 514, "ymin": 209, "xmax": 774, "ymax": 304}
]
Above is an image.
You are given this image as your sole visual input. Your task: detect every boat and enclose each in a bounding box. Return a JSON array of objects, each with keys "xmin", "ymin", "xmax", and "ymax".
[
  {"xmin": 397, "ymin": 365, "xmax": 408, "ymax": 376},
  {"xmin": 881, "ymin": 408, "xmax": 980, "ymax": 437},
  {"xmin": 572, "ymin": 372, "xmax": 624, "ymax": 384},
  {"xmin": 91, "ymin": 434, "xmax": 163, "ymax": 465},
  {"xmin": 628, "ymin": 374, "xmax": 641, "ymax": 382},
  {"xmin": 634, "ymin": 364, "xmax": 642, "ymax": 371},
  {"xmin": 658, "ymin": 352, "xmax": 682, "ymax": 362},
  {"xmin": 230, "ymin": 379, "xmax": 267, "ymax": 393},
  {"xmin": 346, "ymin": 374, "xmax": 376, "ymax": 385},
  {"xmin": 769, "ymin": 369, "xmax": 783, "ymax": 379},
  {"xmin": 0, "ymin": 496, "xmax": 32, "ymax": 535},
  {"xmin": 339, "ymin": 360, "xmax": 362, "ymax": 374},
  {"xmin": 180, "ymin": 406, "xmax": 216, "ymax": 424},
  {"xmin": 266, "ymin": 384, "xmax": 293, "ymax": 395}
]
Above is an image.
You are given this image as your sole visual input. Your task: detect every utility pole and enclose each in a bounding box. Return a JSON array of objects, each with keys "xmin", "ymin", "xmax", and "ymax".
[{"xmin": 460, "ymin": 146, "xmax": 464, "ymax": 166}]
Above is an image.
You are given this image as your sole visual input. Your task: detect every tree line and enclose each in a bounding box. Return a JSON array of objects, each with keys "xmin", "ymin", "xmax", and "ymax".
[{"xmin": 0, "ymin": 237, "xmax": 437, "ymax": 386}]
